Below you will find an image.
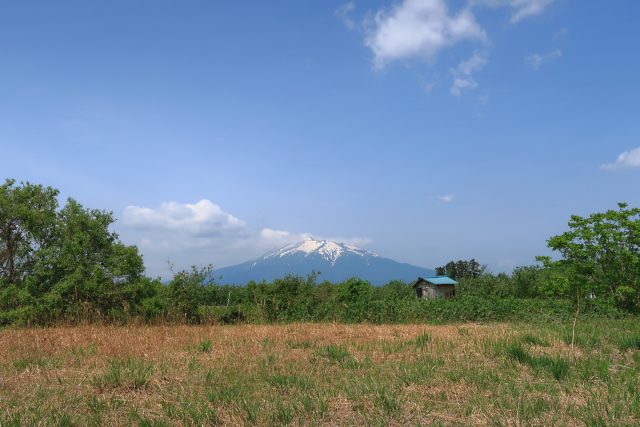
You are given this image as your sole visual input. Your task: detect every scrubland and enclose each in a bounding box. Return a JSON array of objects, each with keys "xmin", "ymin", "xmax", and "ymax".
[{"xmin": 1, "ymin": 320, "xmax": 639, "ymax": 426}]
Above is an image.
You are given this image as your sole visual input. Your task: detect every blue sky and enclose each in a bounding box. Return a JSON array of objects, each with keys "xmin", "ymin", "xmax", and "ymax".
[{"xmin": 2, "ymin": 0, "xmax": 639, "ymax": 278}]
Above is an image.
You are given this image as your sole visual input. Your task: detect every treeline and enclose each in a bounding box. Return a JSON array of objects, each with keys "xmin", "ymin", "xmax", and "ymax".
[
  {"xmin": 0, "ymin": 266, "xmax": 624, "ymax": 326},
  {"xmin": 135, "ymin": 268, "xmax": 628, "ymax": 325},
  {"xmin": 1, "ymin": 179, "xmax": 639, "ymax": 326}
]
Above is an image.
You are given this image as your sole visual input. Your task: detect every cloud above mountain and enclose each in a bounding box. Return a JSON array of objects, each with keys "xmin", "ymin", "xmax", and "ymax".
[
  {"xmin": 121, "ymin": 199, "xmax": 371, "ymax": 278},
  {"xmin": 124, "ymin": 200, "xmax": 246, "ymax": 237}
]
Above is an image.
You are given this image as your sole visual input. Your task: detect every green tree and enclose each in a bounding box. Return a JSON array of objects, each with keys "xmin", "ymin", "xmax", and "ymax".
[
  {"xmin": 547, "ymin": 203, "xmax": 640, "ymax": 309},
  {"xmin": 0, "ymin": 179, "xmax": 59, "ymax": 285},
  {"xmin": 435, "ymin": 259, "xmax": 486, "ymax": 280},
  {"xmin": 166, "ymin": 265, "xmax": 212, "ymax": 323},
  {"xmin": 27, "ymin": 199, "xmax": 144, "ymax": 320},
  {"xmin": 338, "ymin": 278, "xmax": 371, "ymax": 322}
]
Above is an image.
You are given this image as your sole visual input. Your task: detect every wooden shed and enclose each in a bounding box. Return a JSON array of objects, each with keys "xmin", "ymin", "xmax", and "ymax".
[{"xmin": 412, "ymin": 276, "xmax": 457, "ymax": 299}]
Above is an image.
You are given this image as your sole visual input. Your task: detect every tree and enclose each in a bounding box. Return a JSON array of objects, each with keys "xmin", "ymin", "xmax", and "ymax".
[
  {"xmin": 547, "ymin": 203, "xmax": 640, "ymax": 310},
  {"xmin": 338, "ymin": 278, "xmax": 371, "ymax": 322},
  {"xmin": 26, "ymin": 198, "xmax": 145, "ymax": 319},
  {"xmin": 264, "ymin": 274, "xmax": 315, "ymax": 321},
  {"xmin": 435, "ymin": 259, "xmax": 486, "ymax": 280},
  {"xmin": 166, "ymin": 265, "xmax": 212, "ymax": 323},
  {"xmin": 511, "ymin": 262, "xmax": 571, "ymax": 299},
  {"xmin": 0, "ymin": 179, "xmax": 59, "ymax": 285}
]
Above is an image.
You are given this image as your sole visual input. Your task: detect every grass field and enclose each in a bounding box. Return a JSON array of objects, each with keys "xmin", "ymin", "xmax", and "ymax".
[{"xmin": 1, "ymin": 320, "xmax": 639, "ymax": 426}]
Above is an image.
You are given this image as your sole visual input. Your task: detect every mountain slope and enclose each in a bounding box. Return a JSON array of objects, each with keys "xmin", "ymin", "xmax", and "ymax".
[{"xmin": 212, "ymin": 238, "xmax": 434, "ymax": 285}]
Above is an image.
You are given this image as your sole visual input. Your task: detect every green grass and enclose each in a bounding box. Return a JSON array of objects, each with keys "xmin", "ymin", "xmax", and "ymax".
[
  {"xmin": 375, "ymin": 387, "xmax": 402, "ymax": 416},
  {"xmin": 617, "ymin": 334, "xmax": 640, "ymax": 351},
  {"xmin": 313, "ymin": 344, "xmax": 360, "ymax": 368},
  {"xmin": 241, "ymin": 399, "xmax": 261, "ymax": 425},
  {"xmin": 506, "ymin": 343, "xmax": 570, "ymax": 380},
  {"xmin": 285, "ymin": 339, "xmax": 314, "ymax": 349},
  {"xmin": 268, "ymin": 374, "xmax": 315, "ymax": 390},
  {"xmin": 413, "ymin": 331, "xmax": 432, "ymax": 348},
  {"xmin": 519, "ymin": 333, "xmax": 550, "ymax": 346},
  {"xmin": 197, "ymin": 339, "xmax": 212, "ymax": 353},
  {"xmin": 13, "ymin": 356, "xmax": 61, "ymax": 372},
  {"xmin": 93, "ymin": 358, "xmax": 155, "ymax": 390}
]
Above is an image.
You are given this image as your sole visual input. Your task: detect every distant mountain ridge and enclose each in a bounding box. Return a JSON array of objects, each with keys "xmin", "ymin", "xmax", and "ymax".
[{"xmin": 212, "ymin": 238, "xmax": 435, "ymax": 285}]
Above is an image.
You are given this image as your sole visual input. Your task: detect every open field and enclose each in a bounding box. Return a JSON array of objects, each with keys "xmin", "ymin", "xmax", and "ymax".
[{"xmin": 1, "ymin": 321, "xmax": 639, "ymax": 426}]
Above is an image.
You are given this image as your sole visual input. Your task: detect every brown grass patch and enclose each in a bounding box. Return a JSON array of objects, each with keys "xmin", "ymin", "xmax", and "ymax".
[{"xmin": 0, "ymin": 321, "xmax": 638, "ymax": 426}]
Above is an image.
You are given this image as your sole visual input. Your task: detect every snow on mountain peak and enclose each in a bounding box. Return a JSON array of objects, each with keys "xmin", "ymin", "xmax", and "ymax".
[{"xmin": 264, "ymin": 237, "xmax": 377, "ymax": 265}]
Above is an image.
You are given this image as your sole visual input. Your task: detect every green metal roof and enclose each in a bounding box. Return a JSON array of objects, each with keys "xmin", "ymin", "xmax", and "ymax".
[{"xmin": 417, "ymin": 276, "xmax": 458, "ymax": 286}]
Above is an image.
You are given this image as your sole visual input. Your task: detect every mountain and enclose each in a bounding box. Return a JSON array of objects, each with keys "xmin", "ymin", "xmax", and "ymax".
[{"xmin": 212, "ymin": 238, "xmax": 435, "ymax": 285}]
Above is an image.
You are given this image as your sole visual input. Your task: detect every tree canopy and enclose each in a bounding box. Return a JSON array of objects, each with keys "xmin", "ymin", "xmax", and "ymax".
[
  {"xmin": 0, "ymin": 179, "xmax": 145, "ymax": 323},
  {"xmin": 435, "ymin": 259, "xmax": 486, "ymax": 280},
  {"xmin": 547, "ymin": 202, "xmax": 640, "ymax": 309},
  {"xmin": 0, "ymin": 179, "xmax": 59, "ymax": 284}
]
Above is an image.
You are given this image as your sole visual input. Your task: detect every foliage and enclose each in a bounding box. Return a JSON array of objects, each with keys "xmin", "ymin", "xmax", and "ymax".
[
  {"xmin": 1, "ymin": 180, "xmax": 147, "ymax": 324},
  {"xmin": 0, "ymin": 179, "xmax": 59, "ymax": 285},
  {"xmin": 547, "ymin": 202, "xmax": 640, "ymax": 310},
  {"xmin": 166, "ymin": 265, "xmax": 212, "ymax": 323},
  {"xmin": 435, "ymin": 259, "xmax": 485, "ymax": 280}
]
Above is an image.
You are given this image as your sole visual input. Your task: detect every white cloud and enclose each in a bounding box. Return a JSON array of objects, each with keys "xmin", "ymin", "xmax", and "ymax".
[
  {"xmin": 438, "ymin": 194, "xmax": 455, "ymax": 203},
  {"xmin": 524, "ymin": 48, "xmax": 562, "ymax": 70},
  {"xmin": 476, "ymin": 0, "xmax": 555, "ymax": 23},
  {"xmin": 358, "ymin": 0, "xmax": 556, "ymax": 95},
  {"xmin": 260, "ymin": 228, "xmax": 291, "ymax": 241},
  {"xmin": 123, "ymin": 200, "xmax": 246, "ymax": 237},
  {"xmin": 364, "ymin": 0, "xmax": 486, "ymax": 69},
  {"xmin": 509, "ymin": 0, "xmax": 554, "ymax": 24},
  {"xmin": 121, "ymin": 200, "xmax": 371, "ymax": 277},
  {"xmin": 450, "ymin": 78, "xmax": 477, "ymax": 96},
  {"xmin": 450, "ymin": 50, "xmax": 488, "ymax": 96},
  {"xmin": 456, "ymin": 50, "xmax": 488, "ymax": 75},
  {"xmin": 601, "ymin": 147, "xmax": 640, "ymax": 171},
  {"xmin": 336, "ymin": 2, "xmax": 357, "ymax": 29}
]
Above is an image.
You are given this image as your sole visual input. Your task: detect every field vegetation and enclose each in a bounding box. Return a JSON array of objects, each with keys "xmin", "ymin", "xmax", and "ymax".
[
  {"xmin": 1, "ymin": 179, "xmax": 639, "ymax": 425},
  {"xmin": 1, "ymin": 320, "xmax": 640, "ymax": 425}
]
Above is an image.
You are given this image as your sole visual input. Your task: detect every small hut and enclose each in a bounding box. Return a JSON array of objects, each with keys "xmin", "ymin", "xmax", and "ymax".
[{"xmin": 412, "ymin": 276, "xmax": 457, "ymax": 299}]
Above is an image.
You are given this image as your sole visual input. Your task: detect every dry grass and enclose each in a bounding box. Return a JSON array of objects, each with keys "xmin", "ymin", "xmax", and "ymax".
[{"xmin": 0, "ymin": 321, "xmax": 639, "ymax": 426}]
